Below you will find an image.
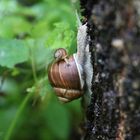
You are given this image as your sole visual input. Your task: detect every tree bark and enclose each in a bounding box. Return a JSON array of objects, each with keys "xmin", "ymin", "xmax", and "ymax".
[{"xmin": 80, "ymin": 0, "xmax": 140, "ymax": 140}]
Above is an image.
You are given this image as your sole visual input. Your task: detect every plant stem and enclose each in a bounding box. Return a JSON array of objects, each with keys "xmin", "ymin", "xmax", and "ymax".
[
  {"xmin": 4, "ymin": 92, "xmax": 33, "ymax": 140},
  {"xmin": 30, "ymin": 47, "xmax": 38, "ymax": 83},
  {"xmin": 4, "ymin": 35, "xmax": 39, "ymax": 140}
]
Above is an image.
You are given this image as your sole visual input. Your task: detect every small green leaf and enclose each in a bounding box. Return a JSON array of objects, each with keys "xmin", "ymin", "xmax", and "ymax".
[
  {"xmin": 46, "ymin": 22, "xmax": 75, "ymax": 49},
  {"xmin": 0, "ymin": 39, "xmax": 29, "ymax": 68}
]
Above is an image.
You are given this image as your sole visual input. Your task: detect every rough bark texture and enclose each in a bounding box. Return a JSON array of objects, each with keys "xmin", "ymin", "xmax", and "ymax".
[{"xmin": 80, "ymin": 0, "xmax": 140, "ymax": 140}]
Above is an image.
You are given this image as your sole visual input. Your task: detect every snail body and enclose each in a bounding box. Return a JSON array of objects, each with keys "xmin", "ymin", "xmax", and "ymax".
[
  {"xmin": 48, "ymin": 23, "xmax": 93, "ymax": 103},
  {"xmin": 48, "ymin": 49, "xmax": 84, "ymax": 102}
]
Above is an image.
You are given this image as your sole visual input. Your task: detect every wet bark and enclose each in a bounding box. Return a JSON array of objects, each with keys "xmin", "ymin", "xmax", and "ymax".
[{"xmin": 80, "ymin": 0, "xmax": 140, "ymax": 140}]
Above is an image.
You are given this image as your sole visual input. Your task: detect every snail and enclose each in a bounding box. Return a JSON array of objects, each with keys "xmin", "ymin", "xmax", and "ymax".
[
  {"xmin": 48, "ymin": 48, "xmax": 84, "ymax": 102},
  {"xmin": 48, "ymin": 17, "xmax": 93, "ymax": 103}
]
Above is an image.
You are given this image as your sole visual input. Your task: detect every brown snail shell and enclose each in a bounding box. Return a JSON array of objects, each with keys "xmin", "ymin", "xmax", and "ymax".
[
  {"xmin": 54, "ymin": 48, "xmax": 67, "ymax": 60},
  {"xmin": 48, "ymin": 48, "xmax": 83, "ymax": 102}
]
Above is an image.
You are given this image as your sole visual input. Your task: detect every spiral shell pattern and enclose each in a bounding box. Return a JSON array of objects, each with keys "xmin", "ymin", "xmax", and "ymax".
[{"xmin": 48, "ymin": 49, "xmax": 83, "ymax": 102}]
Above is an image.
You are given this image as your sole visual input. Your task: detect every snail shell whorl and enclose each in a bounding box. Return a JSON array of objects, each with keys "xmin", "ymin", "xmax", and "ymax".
[
  {"xmin": 48, "ymin": 49, "xmax": 83, "ymax": 102},
  {"xmin": 54, "ymin": 88, "xmax": 83, "ymax": 102},
  {"xmin": 54, "ymin": 48, "xmax": 67, "ymax": 60}
]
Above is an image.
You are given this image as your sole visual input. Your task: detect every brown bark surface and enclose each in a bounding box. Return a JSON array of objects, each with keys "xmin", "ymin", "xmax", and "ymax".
[{"xmin": 80, "ymin": 0, "xmax": 140, "ymax": 139}]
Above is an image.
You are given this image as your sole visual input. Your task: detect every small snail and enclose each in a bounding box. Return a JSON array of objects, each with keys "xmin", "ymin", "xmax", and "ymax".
[
  {"xmin": 48, "ymin": 22, "xmax": 93, "ymax": 103},
  {"xmin": 48, "ymin": 48, "xmax": 84, "ymax": 102}
]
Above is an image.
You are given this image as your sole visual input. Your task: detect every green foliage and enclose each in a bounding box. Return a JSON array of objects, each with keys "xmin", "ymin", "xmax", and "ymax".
[
  {"xmin": 0, "ymin": 0, "xmax": 83, "ymax": 140},
  {"xmin": 45, "ymin": 102, "xmax": 70, "ymax": 139},
  {"xmin": 0, "ymin": 39, "xmax": 29, "ymax": 68},
  {"xmin": 46, "ymin": 22, "xmax": 75, "ymax": 49}
]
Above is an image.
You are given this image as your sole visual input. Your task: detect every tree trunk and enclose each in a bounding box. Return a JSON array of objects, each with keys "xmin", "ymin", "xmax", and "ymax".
[{"xmin": 79, "ymin": 0, "xmax": 140, "ymax": 139}]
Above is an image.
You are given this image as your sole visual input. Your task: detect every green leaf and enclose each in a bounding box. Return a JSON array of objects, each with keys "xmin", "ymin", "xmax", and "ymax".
[
  {"xmin": 0, "ymin": 16, "xmax": 31, "ymax": 38},
  {"xmin": 39, "ymin": 78, "xmax": 52, "ymax": 100},
  {"xmin": 45, "ymin": 102, "xmax": 70, "ymax": 139},
  {"xmin": 0, "ymin": 108, "xmax": 17, "ymax": 140},
  {"xmin": 27, "ymin": 77, "xmax": 52, "ymax": 100},
  {"xmin": 0, "ymin": 39, "xmax": 29, "ymax": 68},
  {"xmin": 46, "ymin": 22, "xmax": 75, "ymax": 49},
  {"xmin": 26, "ymin": 38, "xmax": 54, "ymax": 70}
]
